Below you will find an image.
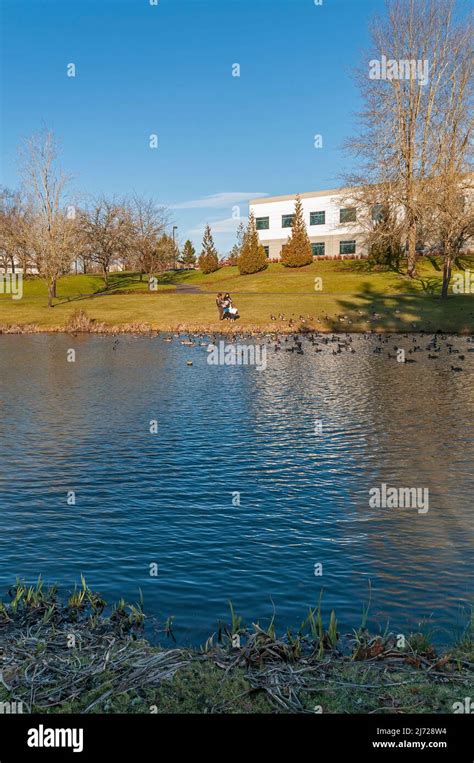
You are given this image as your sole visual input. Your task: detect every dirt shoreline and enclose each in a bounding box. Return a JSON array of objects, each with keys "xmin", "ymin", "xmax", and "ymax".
[{"xmin": 0, "ymin": 322, "xmax": 472, "ymax": 337}]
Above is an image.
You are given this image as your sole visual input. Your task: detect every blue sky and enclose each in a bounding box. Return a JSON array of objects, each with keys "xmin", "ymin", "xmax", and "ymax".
[{"xmin": 2, "ymin": 0, "xmax": 384, "ymax": 252}]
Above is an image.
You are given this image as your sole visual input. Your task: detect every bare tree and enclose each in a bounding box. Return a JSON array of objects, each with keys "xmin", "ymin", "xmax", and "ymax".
[
  {"xmin": 79, "ymin": 197, "xmax": 131, "ymax": 287},
  {"xmin": 337, "ymin": 181, "xmax": 406, "ymax": 269},
  {"xmin": 0, "ymin": 189, "xmax": 17, "ymax": 272},
  {"xmin": 0, "ymin": 188, "xmax": 33, "ymax": 274},
  {"xmin": 77, "ymin": 250, "xmax": 93, "ymax": 275},
  {"xmin": 346, "ymin": 0, "xmax": 472, "ymax": 277},
  {"xmin": 425, "ymin": 174, "xmax": 474, "ymax": 297},
  {"xmin": 127, "ymin": 195, "xmax": 169, "ymax": 285},
  {"xmin": 426, "ymin": 14, "xmax": 473, "ymax": 297},
  {"xmin": 19, "ymin": 129, "xmax": 76, "ymax": 306}
]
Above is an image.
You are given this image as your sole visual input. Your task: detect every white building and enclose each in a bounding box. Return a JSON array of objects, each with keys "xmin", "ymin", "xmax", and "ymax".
[{"xmin": 249, "ymin": 187, "xmax": 367, "ymax": 261}]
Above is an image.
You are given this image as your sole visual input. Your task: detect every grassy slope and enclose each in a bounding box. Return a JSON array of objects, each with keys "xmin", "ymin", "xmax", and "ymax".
[{"xmin": 0, "ymin": 260, "xmax": 473, "ymax": 333}]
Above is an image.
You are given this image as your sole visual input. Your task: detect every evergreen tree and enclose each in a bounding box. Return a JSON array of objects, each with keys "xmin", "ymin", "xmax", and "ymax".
[
  {"xmin": 227, "ymin": 221, "xmax": 245, "ymax": 266},
  {"xmin": 181, "ymin": 239, "xmax": 196, "ymax": 267},
  {"xmin": 198, "ymin": 224, "xmax": 219, "ymax": 274},
  {"xmin": 155, "ymin": 233, "xmax": 177, "ymax": 271},
  {"xmin": 227, "ymin": 244, "xmax": 239, "ymax": 266},
  {"xmin": 368, "ymin": 206, "xmax": 403, "ymax": 271},
  {"xmin": 237, "ymin": 212, "xmax": 268, "ymax": 275},
  {"xmin": 281, "ymin": 195, "xmax": 313, "ymax": 267}
]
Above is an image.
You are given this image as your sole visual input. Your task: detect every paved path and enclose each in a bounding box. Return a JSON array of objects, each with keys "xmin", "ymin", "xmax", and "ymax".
[{"xmin": 174, "ymin": 284, "xmax": 201, "ymax": 293}]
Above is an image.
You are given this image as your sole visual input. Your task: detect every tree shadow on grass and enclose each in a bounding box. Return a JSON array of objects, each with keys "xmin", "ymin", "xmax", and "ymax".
[
  {"xmin": 55, "ymin": 270, "xmax": 199, "ymax": 305},
  {"xmin": 330, "ymin": 282, "xmax": 474, "ymax": 334},
  {"xmin": 345, "ymin": 259, "xmax": 445, "ymax": 296},
  {"xmin": 100, "ymin": 271, "xmax": 194, "ymax": 291},
  {"xmin": 156, "ymin": 270, "xmax": 197, "ymax": 286},
  {"xmin": 411, "ymin": 276, "xmax": 442, "ymax": 296}
]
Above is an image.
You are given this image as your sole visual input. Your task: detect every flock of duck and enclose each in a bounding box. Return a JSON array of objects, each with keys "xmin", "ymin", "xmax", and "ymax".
[
  {"xmin": 268, "ymin": 310, "xmax": 405, "ymax": 327},
  {"xmin": 155, "ymin": 330, "xmax": 474, "ymax": 371}
]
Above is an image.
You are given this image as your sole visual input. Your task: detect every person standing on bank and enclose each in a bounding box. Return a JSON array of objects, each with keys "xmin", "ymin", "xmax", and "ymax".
[
  {"xmin": 216, "ymin": 292, "xmax": 224, "ymax": 320},
  {"xmin": 222, "ymin": 293, "xmax": 239, "ymax": 320}
]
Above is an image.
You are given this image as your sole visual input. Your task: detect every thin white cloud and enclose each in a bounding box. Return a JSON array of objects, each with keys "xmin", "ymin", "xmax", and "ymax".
[
  {"xmin": 188, "ymin": 215, "xmax": 248, "ymax": 236},
  {"xmin": 171, "ymin": 192, "xmax": 268, "ymax": 210}
]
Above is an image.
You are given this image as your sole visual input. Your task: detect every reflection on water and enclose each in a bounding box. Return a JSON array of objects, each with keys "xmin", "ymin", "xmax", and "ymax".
[{"xmin": 0, "ymin": 334, "xmax": 472, "ymax": 645}]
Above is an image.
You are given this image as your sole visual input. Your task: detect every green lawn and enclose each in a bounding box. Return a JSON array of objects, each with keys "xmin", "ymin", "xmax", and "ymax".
[{"xmin": 0, "ymin": 260, "xmax": 473, "ymax": 333}]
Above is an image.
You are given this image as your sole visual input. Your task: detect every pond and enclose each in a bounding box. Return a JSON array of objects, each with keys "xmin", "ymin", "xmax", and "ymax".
[{"xmin": 0, "ymin": 333, "xmax": 472, "ymax": 645}]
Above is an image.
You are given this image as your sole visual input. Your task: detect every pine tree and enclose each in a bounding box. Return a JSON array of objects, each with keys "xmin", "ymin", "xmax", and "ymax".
[
  {"xmin": 368, "ymin": 207, "xmax": 403, "ymax": 271},
  {"xmin": 227, "ymin": 221, "xmax": 245, "ymax": 266},
  {"xmin": 198, "ymin": 224, "xmax": 219, "ymax": 274},
  {"xmin": 181, "ymin": 239, "xmax": 196, "ymax": 267},
  {"xmin": 155, "ymin": 233, "xmax": 177, "ymax": 271},
  {"xmin": 281, "ymin": 195, "xmax": 313, "ymax": 267},
  {"xmin": 237, "ymin": 212, "xmax": 268, "ymax": 275},
  {"xmin": 227, "ymin": 244, "xmax": 239, "ymax": 266}
]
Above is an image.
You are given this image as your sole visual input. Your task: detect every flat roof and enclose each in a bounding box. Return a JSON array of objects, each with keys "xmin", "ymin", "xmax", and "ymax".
[
  {"xmin": 250, "ymin": 173, "xmax": 474, "ymax": 206},
  {"xmin": 249, "ymin": 187, "xmax": 352, "ymax": 205}
]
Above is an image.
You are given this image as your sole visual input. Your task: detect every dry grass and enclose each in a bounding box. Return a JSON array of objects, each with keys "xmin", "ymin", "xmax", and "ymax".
[{"xmin": 0, "ymin": 580, "xmax": 472, "ymax": 714}]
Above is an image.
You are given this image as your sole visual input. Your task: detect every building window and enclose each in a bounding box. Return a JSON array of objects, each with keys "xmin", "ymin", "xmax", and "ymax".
[
  {"xmin": 256, "ymin": 216, "xmax": 269, "ymax": 230},
  {"xmin": 340, "ymin": 207, "xmax": 357, "ymax": 223},
  {"xmin": 340, "ymin": 240, "xmax": 356, "ymax": 255},
  {"xmin": 263, "ymin": 246, "xmax": 269, "ymax": 258},
  {"xmin": 312, "ymin": 243, "xmax": 325, "ymax": 257},
  {"xmin": 310, "ymin": 211, "xmax": 325, "ymax": 226},
  {"xmin": 282, "ymin": 214, "xmax": 294, "ymax": 228},
  {"xmin": 372, "ymin": 203, "xmax": 384, "ymax": 222}
]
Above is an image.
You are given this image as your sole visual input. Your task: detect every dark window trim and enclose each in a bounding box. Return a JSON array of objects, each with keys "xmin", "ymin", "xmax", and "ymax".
[
  {"xmin": 340, "ymin": 207, "xmax": 357, "ymax": 224},
  {"xmin": 256, "ymin": 216, "xmax": 270, "ymax": 230},
  {"xmin": 282, "ymin": 214, "xmax": 295, "ymax": 228},
  {"xmin": 339, "ymin": 239, "xmax": 356, "ymax": 254},
  {"xmin": 371, "ymin": 203, "xmax": 384, "ymax": 222},
  {"xmin": 310, "ymin": 211, "xmax": 326, "ymax": 226}
]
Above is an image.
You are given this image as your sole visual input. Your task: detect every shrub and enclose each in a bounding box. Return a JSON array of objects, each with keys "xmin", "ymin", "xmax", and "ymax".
[
  {"xmin": 368, "ymin": 240, "xmax": 403, "ymax": 270},
  {"xmin": 180, "ymin": 240, "xmax": 197, "ymax": 267},
  {"xmin": 198, "ymin": 224, "xmax": 219, "ymax": 274},
  {"xmin": 238, "ymin": 212, "xmax": 268, "ymax": 275},
  {"xmin": 281, "ymin": 195, "xmax": 313, "ymax": 267},
  {"xmin": 66, "ymin": 309, "xmax": 95, "ymax": 332},
  {"xmin": 199, "ymin": 253, "xmax": 219, "ymax": 274}
]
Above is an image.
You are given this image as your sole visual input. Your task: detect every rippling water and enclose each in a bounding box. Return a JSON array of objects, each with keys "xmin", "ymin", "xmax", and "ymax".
[{"xmin": 0, "ymin": 333, "xmax": 472, "ymax": 645}]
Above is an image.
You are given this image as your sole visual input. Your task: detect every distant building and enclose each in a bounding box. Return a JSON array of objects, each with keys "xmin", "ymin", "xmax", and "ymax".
[{"xmin": 249, "ymin": 187, "xmax": 367, "ymax": 260}]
